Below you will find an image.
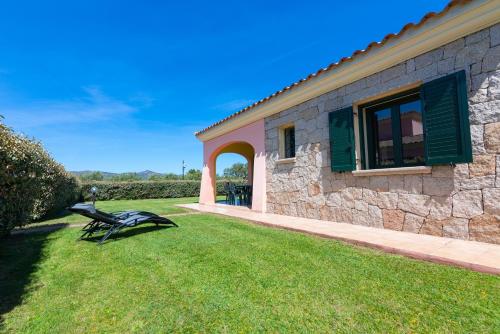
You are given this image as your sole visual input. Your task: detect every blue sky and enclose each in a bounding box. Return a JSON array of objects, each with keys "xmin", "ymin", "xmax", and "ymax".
[{"xmin": 0, "ymin": 0, "xmax": 449, "ymax": 174}]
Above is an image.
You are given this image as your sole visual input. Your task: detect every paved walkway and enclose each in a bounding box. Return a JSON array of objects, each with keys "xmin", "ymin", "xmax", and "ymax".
[{"xmin": 178, "ymin": 203, "xmax": 500, "ymax": 275}]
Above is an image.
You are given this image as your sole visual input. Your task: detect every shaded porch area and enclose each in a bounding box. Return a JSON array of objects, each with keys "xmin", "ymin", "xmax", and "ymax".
[
  {"xmin": 199, "ymin": 120, "xmax": 266, "ymax": 212},
  {"xmin": 217, "ymin": 183, "xmax": 252, "ymax": 207}
]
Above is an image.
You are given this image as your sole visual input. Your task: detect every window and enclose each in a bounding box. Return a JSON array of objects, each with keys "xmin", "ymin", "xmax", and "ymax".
[
  {"xmin": 329, "ymin": 70, "xmax": 472, "ymax": 172},
  {"xmin": 279, "ymin": 125, "xmax": 295, "ymax": 159},
  {"xmin": 284, "ymin": 126, "xmax": 295, "ymax": 158},
  {"xmin": 364, "ymin": 90, "xmax": 424, "ymax": 169}
]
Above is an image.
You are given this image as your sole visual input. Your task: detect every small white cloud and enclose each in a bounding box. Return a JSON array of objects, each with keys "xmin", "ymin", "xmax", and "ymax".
[
  {"xmin": 0, "ymin": 86, "xmax": 138, "ymax": 128},
  {"xmin": 212, "ymin": 99, "xmax": 254, "ymax": 112}
]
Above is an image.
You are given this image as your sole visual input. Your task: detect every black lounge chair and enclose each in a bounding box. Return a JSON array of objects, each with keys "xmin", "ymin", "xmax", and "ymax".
[{"xmin": 68, "ymin": 203, "xmax": 178, "ymax": 244}]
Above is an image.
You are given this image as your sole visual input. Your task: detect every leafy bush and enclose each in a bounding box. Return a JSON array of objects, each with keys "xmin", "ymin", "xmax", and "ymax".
[
  {"xmin": 109, "ymin": 172, "xmax": 142, "ymax": 182},
  {"xmin": 147, "ymin": 169, "xmax": 202, "ymax": 181},
  {"xmin": 223, "ymin": 162, "xmax": 248, "ymax": 179},
  {"xmin": 81, "ymin": 180, "xmax": 246, "ymax": 201},
  {"xmin": 79, "ymin": 171, "xmax": 104, "ymax": 181},
  {"xmin": 184, "ymin": 169, "xmax": 202, "ymax": 180},
  {"xmin": 148, "ymin": 173, "xmax": 180, "ymax": 181},
  {"xmin": 0, "ymin": 122, "xmax": 80, "ymax": 237}
]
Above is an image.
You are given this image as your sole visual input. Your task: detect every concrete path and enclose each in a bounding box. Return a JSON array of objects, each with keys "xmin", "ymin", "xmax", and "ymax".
[{"xmin": 178, "ymin": 203, "xmax": 500, "ymax": 275}]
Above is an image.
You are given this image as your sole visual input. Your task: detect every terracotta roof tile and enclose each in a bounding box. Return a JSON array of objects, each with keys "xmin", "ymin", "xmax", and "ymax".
[{"xmin": 196, "ymin": 0, "xmax": 470, "ymax": 137}]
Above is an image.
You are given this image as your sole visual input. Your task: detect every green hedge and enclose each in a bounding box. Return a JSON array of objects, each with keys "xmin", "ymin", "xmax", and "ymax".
[
  {"xmin": 0, "ymin": 123, "xmax": 81, "ymax": 237},
  {"xmin": 81, "ymin": 180, "xmax": 246, "ymax": 201}
]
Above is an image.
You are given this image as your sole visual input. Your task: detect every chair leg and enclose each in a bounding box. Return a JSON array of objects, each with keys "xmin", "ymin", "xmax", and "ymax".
[
  {"xmin": 81, "ymin": 220, "xmax": 96, "ymax": 231},
  {"xmin": 98, "ymin": 224, "xmax": 122, "ymax": 245},
  {"xmin": 80, "ymin": 221, "xmax": 107, "ymax": 240},
  {"xmin": 80, "ymin": 229, "xmax": 92, "ymax": 240},
  {"xmin": 80, "ymin": 221, "xmax": 98, "ymax": 239}
]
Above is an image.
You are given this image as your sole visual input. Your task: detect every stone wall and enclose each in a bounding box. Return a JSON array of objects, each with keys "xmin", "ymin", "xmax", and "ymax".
[{"xmin": 264, "ymin": 24, "xmax": 500, "ymax": 244}]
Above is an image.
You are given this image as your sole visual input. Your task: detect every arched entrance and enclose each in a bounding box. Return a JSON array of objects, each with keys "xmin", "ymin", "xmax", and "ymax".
[
  {"xmin": 199, "ymin": 120, "xmax": 266, "ymax": 212},
  {"xmin": 214, "ymin": 142, "xmax": 254, "ymax": 205}
]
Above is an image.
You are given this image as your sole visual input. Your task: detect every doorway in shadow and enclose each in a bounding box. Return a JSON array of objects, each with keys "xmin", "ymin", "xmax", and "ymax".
[{"xmin": 216, "ymin": 151, "xmax": 253, "ymax": 207}]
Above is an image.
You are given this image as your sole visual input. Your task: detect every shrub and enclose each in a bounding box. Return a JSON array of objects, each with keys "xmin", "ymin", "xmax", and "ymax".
[
  {"xmin": 81, "ymin": 180, "xmax": 246, "ymax": 201},
  {"xmin": 0, "ymin": 122, "xmax": 80, "ymax": 237},
  {"xmin": 109, "ymin": 172, "xmax": 142, "ymax": 182},
  {"xmin": 79, "ymin": 171, "xmax": 104, "ymax": 181}
]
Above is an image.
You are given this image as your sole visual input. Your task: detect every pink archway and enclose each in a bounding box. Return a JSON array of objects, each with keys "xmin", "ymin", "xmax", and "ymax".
[
  {"xmin": 213, "ymin": 142, "xmax": 255, "ymax": 187},
  {"xmin": 199, "ymin": 120, "xmax": 266, "ymax": 212}
]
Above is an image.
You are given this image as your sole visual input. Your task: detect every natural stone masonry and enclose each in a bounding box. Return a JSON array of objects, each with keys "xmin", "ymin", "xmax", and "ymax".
[{"xmin": 265, "ymin": 25, "xmax": 500, "ymax": 244}]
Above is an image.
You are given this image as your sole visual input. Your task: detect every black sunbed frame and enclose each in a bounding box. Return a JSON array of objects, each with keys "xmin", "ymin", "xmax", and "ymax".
[{"xmin": 68, "ymin": 203, "xmax": 178, "ymax": 244}]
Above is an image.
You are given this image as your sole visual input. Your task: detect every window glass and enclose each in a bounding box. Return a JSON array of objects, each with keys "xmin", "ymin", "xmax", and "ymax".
[
  {"xmin": 374, "ymin": 108, "xmax": 394, "ymax": 167},
  {"xmin": 284, "ymin": 127, "xmax": 295, "ymax": 158},
  {"xmin": 400, "ymin": 100, "xmax": 424, "ymax": 165},
  {"xmin": 363, "ymin": 90, "xmax": 425, "ymax": 169}
]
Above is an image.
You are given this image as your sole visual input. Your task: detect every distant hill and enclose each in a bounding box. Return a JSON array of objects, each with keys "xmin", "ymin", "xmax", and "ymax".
[
  {"xmin": 71, "ymin": 170, "xmax": 119, "ymax": 179},
  {"xmin": 137, "ymin": 170, "xmax": 162, "ymax": 179},
  {"xmin": 71, "ymin": 170, "xmax": 163, "ymax": 180}
]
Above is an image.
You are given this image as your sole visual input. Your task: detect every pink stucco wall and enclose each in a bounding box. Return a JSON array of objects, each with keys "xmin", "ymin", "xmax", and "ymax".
[{"xmin": 199, "ymin": 120, "xmax": 266, "ymax": 212}]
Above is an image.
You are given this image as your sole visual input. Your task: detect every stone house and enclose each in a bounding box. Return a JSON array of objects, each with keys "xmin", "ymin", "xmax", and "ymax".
[{"xmin": 196, "ymin": 0, "xmax": 500, "ymax": 244}]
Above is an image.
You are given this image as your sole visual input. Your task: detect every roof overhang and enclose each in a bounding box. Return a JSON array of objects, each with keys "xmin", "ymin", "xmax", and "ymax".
[{"xmin": 197, "ymin": 0, "xmax": 500, "ymax": 142}]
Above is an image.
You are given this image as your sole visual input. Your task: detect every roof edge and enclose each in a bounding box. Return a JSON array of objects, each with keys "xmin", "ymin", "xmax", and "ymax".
[{"xmin": 197, "ymin": 0, "xmax": 499, "ymax": 142}]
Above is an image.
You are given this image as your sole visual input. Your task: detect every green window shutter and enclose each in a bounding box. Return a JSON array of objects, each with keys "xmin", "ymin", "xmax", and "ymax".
[
  {"xmin": 329, "ymin": 107, "xmax": 355, "ymax": 171},
  {"xmin": 421, "ymin": 70, "xmax": 472, "ymax": 164}
]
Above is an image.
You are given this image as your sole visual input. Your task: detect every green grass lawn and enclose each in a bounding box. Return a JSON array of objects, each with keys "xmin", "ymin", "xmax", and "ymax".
[
  {"xmin": 27, "ymin": 197, "xmax": 204, "ymax": 227},
  {"xmin": 1, "ymin": 202, "xmax": 499, "ymax": 333}
]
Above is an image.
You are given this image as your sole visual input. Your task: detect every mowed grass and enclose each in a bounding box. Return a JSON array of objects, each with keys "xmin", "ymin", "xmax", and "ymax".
[
  {"xmin": 27, "ymin": 197, "xmax": 203, "ymax": 227},
  {"xmin": 1, "ymin": 208, "xmax": 499, "ymax": 333}
]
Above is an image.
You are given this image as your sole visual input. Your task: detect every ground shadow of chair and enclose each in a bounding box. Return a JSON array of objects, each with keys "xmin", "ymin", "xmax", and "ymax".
[
  {"xmin": 68, "ymin": 203, "xmax": 177, "ymax": 245},
  {"xmin": 83, "ymin": 224, "xmax": 175, "ymax": 243}
]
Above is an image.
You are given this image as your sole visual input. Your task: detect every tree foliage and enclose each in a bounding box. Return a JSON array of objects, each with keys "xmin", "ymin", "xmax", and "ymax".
[
  {"xmin": 110, "ymin": 173, "xmax": 142, "ymax": 182},
  {"xmin": 185, "ymin": 169, "xmax": 202, "ymax": 180},
  {"xmin": 80, "ymin": 171, "xmax": 104, "ymax": 181},
  {"xmin": 147, "ymin": 169, "xmax": 202, "ymax": 181},
  {"xmin": 149, "ymin": 173, "xmax": 179, "ymax": 181},
  {"xmin": 0, "ymin": 122, "xmax": 80, "ymax": 236},
  {"xmin": 223, "ymin": 162, "xmax": 248, "ymax": 180}
]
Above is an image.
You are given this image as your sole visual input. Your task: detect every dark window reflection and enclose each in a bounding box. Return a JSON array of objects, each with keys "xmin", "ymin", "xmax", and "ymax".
[
  {"xmin": 374, "ymin": 108, "xmax": 394, "ymax": 167},
  {"xmin": 284, "ymin": 127, "xmax": 295, "ymax": 158},
  {"xmin": 400, "ymin": 100, "xmax": 424, "ymax": 164}
]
